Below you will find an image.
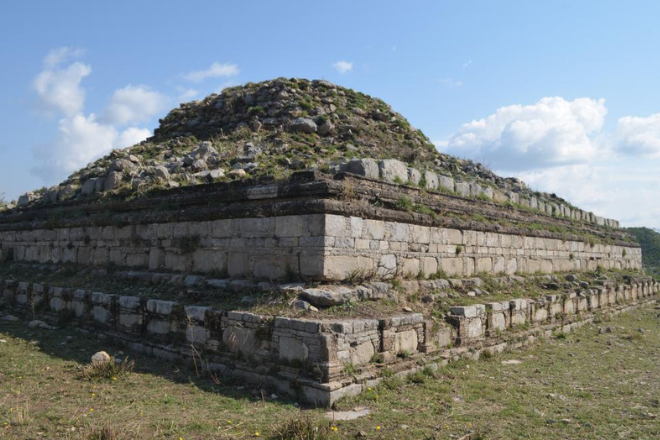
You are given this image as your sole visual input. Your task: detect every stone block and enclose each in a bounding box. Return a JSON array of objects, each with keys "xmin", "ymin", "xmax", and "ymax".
[
  {"xmin": 119, "ymin": 296, "xmax": 141, "ymax": 309},
  {"xmin": 407, "ymin": 168, "xmax": 421, "ymax": 185},
  {"xmin": 394, "ymin": 330, "xmax": 418, "ymax": 354},
  {"xmin": 300, "ymin": 252, "xmax": 324, "ymax": 278},
  {"xmin": 253, "ymin": 255, "xmax": 290, "ymax": 279},
  {"xmin": 488, "ymin": 312, "xmax": 506, "ymax": 332},
  {"xmin": 119, "ymin": 313, "xmax": 141, "ymax": 328},
  {"xmin": 363, "ymin": 219, "xmax": 385, "ymax": 240},
  {"xmin": 146, "ymin": 299, "xmax": 177, "ymax": 315},
  {"xmin": 455, "ymin": 181, "xmax": 470, "ymax": 197},
  {"xmin": 463, "ymin": 318, "xmax": 483, "ymax": 339},
  {"xmin": 402, "ymin": 258, "xmax": 420, "ymax": 277},
  {"xmin": 325, "ymin": 215, "xmax": 347, "ymax": 236},
  {"xmin": 147, "ymin": 319, "xmax": 173, "ymax": 335},
  {"xmin": 423, "ymin": 171, "xmax": 439, "ymax": 190},
  {"xmin": 238, "ymin": 218, "xmax": 274, "ymax": 238},
  {"xmin": 227, "ymin": 252, "xmax": 250, "ymax": 277},
  {"xmin": 438, "ymin": 175, "xmax": 454, "ymax": 191},
  {"xmin": 422, "ymin": 257, "xmax": 438, "ymax": 276},
  {"xmin": 378, "ymin": 159, "xmax": 408, "ymax": 183},
  {"xmin": 93, "ymin": 306, "xmax": 111, "ymax": 324},
  {"xmin": 279, "ymin": 336, "xmax": 309, "ymax": 362},
  {"xmin": 441, "ymin": 257, "xmax": 464, "ymax": 277},
  {"xmin": 339, "ymin": 158, "xmax": 380, "ymax": 179},
  {"xmin": 450, "ymin": 304, "xmax": 485, "ymax": 318},
  {"xmin": 275, "ymin": 216, "xmax": 304, "ymax": 237},
  {"xmin": 192, "ymin": 249, "xmax": 227, "ymax": 273},
  {"xmin": 351, "ymin": 341, "xmax": 375, "ymax": 366}
]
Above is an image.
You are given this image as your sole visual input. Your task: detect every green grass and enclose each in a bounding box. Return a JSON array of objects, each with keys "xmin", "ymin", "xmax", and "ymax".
[{"xmin": 1, "ymin": 303, "xmax": 660, "ymax": 439}]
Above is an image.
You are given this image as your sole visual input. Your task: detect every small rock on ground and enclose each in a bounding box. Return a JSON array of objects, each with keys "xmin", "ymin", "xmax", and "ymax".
[
  {"xmin": 91, "ymin": 351, "xmax": 112, "ymax": 365},
  {"xmin": 325, "ymin": 407, "xmax": 370, "ymax": 421}
]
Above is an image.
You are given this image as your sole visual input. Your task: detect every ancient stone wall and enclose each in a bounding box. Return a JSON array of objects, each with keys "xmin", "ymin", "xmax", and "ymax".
[
  {"xmin": 0, "ymin": 214, "xmax": 327, "ymax": 279},
  {"xmin": 3, "ymin": 276, "xmax": 658, "ymax": 406},
  {"xmin": 0, "ymin": 213, "xmax": 641, "ymax": 281},
  {"xmin": 0, "ymin": 212, "xmax": 641, "ymax": 281},
  {"xmin": 320, "ymin": 214, "xmax": 642, "ymax": 280},
  {"xmin": 0, "ymin": 173, "xmax": 641, "ymax": 281}
]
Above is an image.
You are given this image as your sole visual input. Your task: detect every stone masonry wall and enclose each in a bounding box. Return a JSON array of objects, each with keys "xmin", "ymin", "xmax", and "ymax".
[
  {"xmin": 320, "ymin": 214, "xmax": 642, "ymax": 280},
  {"xmin": 0, "ymin": 214, "xmax": 327, "ymax": 279},
  {"xmin": 2, "ymin": 276, "xmax": 658, "ymax": 406},
  {"xmin": 0, "ymin": 213, "xmax": 641, "ymax": 281}
]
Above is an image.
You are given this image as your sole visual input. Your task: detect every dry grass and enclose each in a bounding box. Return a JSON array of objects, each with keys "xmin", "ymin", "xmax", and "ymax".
[
  {"xmin": 1, "ymin": 303, "xmax": 659, "ymax": 439},
  {"xmin": 272, "ymin": 414, "xmax": 334, "ymax": 440},
  {"xmin": 81, "ymin": 358, "xmax": 134, "ymax": 381}
]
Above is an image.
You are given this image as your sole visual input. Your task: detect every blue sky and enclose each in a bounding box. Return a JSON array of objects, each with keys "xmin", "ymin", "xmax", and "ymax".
[{"xmin": 1, "ymin": 1, "xmax": 660, "ymax": 228}]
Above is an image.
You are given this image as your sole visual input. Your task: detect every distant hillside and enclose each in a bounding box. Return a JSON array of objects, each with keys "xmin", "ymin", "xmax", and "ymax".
[{"xmin": 626, "ymin": 227, "xmax": 660, "ymax": 277}]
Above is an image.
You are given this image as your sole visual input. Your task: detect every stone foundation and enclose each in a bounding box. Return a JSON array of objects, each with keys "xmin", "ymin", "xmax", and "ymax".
[
  {"xmin": 0, "ymin": 173, "xmax": 642, "ymax": 281},
  {"xmin": 2, "ymin": 275, "xmax": 658, "ymax": 406}
]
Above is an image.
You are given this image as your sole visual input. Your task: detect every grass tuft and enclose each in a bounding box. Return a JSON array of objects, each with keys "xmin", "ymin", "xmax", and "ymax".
[
  {"xmin": 81, "ymin": 357, "xmax": 135, "ymax": 380},
  {"xmin": 272, "ymin": 414, "xmax": 333, "ymax": 440}
]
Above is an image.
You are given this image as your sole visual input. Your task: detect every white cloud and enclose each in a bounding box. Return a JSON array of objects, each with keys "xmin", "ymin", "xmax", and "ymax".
[
  {"xmin": 117, "ymin": 127, "xmax": 151, "ymax": 149},
  {"xmin": 614, "ymin": 113, "xmax": 660, "ymax": 157},
  {"xmin": 444, "ymin": 97, "xmax": 607, "ymax": 171},
  {"xmin": 462, "ymin": 60, "xmax": 472, "ymax": 69},
  {"xmin": 442, "ymin": 96, "xmax": 660, "ymax": 228},
  {"xmin": 184, "ymin": 62, "xmax": 240, "ymax": 82},
  {"xmin": 332, "ymin": 61, "xmax": 353, "ymax": 74},
  {"xmin": 102, "ymin": 85, "xmax": 168, "ymax": 125},
  {"xmin": 439, "ymin": 77, "xmax": 463, "ymax": 88},
  {"xmin": 33, "ymin": 54, "xmax": 91, "ymax": 117},
  {"xmin": 508, "ymin": 162, "xmax": 660, "ymax": 229},
  {"xmin": 32, "ymin": 114, "xmax": 118, "ymax": 181},
  {"xmin": 32, "ymin": 116, "xmax": 152, "ymax": 182},
  {"xmin": 30, "ymin": 48, "xmax": 161, "ymax": 184},
  {"xmin": 43, "ymin": 47, "xmax": 85, "ymax": 68}
]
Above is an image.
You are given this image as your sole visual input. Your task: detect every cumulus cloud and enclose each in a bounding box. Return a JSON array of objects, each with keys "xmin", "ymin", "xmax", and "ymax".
[
  {"xmin": 508, "ymin": 162, "xmax": 660, "ymax": 228},
  {"xmin": 30, "ymin": 48, "xmax": 157, "ymax": 183},
  {"xmin": 332, "ymin": 61, "xmax": 353, "ymax": 74},
  {"xmin": 102, "ymin": 85, "xmax": 168, "ymax": 125},
  {"xmin": 614, "ymin": 113, "xmax": 660, "ymax": 157},
  {"xmin": 32, "ymin": 114, "xmax": 118, "ymax": 181},
  {"xmin": 117, "ymin": 127, "xmax": 151, "ymax": 149},
  {"xmin": 445, "ymin": 97, "xmax": 607, "ymax": 171},
  {"xmin": 33, "ymin": 48, "xmax": 91, "ymax": 117},
  {"xmin": 442, "ymin": 96, "xmax": 660, "ymax": 228},
  {"xmin": 43, "ymin": 47, "xmax": 85, "ymax": 68},
  {"xmin": 184, "ymin": 62, "xmax": 240, "ymax": 82}
]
